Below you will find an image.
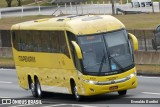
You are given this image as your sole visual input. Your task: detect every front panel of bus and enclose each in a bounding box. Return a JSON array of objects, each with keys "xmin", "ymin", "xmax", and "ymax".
[{"xmin": 74, "ymin": 29, "xmax": 137, "ymax": 96}]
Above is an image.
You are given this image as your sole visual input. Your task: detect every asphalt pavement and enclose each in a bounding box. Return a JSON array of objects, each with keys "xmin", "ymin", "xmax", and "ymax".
[{"xmin": 0, "ymin": 69, "xmax": 160, "ymax": 107}]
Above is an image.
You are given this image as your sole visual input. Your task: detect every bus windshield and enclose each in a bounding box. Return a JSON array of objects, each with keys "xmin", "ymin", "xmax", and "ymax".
[{"xmin": 78, "ymin": 29, "xmax": 134, "ymax": 76}]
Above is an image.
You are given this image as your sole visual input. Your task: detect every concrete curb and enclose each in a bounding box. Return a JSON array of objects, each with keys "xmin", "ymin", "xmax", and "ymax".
[
  {"xmin": 0, "ymin": 67, "xmax": 15, "ymax": 69},
  {"xmin": 137, "ymin": 73, "xmax": 160, "ymax": 77}
]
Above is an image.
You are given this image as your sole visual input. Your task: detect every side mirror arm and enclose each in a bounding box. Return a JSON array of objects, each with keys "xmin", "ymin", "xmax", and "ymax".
[{"xmin": 71, "ymin": 41, "xmax": 82, "ymax": 59}]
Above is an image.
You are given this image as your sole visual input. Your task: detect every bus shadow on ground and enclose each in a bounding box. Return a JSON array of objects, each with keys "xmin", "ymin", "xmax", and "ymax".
[{"xmin": 41, "ymin": 92, "xmax": 133, "ymax": 104}]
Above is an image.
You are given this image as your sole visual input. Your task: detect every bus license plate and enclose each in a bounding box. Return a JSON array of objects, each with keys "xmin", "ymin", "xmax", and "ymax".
[{"xmin": 109, "ymin": 86, "xmax": 118, "ymax": 90}]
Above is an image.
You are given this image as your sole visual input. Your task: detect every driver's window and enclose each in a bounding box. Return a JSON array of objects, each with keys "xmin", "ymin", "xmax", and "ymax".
[{"xmin": 66, "ymin": 31, "xmax": 82, "ymax": 72}]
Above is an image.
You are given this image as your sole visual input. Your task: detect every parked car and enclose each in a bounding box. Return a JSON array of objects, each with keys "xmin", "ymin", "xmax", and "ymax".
[{"xmin": 152, "ymin": 25, "xmax": 160, "ymax": 50}]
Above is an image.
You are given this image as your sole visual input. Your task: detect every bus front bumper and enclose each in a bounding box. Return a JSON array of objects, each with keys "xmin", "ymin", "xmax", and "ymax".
[{"xmin": 80, "ymin": 75, "xmax": 137, "ymax": 96}]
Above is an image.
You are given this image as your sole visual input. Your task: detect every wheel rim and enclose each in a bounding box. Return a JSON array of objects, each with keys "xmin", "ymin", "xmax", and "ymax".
[
  {"xmin": 37, "ymin": 82, "xmax": 41, "ymax": 96},
  {"xmin": 31, "ymin": 83, "xmax": 35, "ymax": 92},
  {"xmin": 74, "ymin": 86, "xmax": 80, "ymax": 99},
  {"xmin": 31, "ymin": 82, "xmax": 37, "ymax": 97}
]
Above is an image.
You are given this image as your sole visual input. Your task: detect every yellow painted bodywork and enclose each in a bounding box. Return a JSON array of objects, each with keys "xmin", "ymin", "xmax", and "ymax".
[
  {"xmin": 11, "ymin": 15, "xmax": 137, "ymax": 96},
  {"xmin": 77, "ymin": 67, "xmax": 137, "ymax": 96}
]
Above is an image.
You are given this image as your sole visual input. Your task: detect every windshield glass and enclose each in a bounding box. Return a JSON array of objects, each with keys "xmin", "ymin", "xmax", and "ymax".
[{"xmin": 78, "ymin": 29, "xmax": 134, "ymax": 76}]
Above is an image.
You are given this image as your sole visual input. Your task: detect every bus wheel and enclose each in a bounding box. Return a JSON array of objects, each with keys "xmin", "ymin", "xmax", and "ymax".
[
  {"xmin": 35, "ymin": 78, "xmax": 43, "ymax": 98},
  {"xmin": 72, "ymin": 83, "xmax": 81, "ymax": 101},
  {"xmin": 31, "ymin": 82, "xmax": 38, "ymax": 97},
  {"xmin": 118, "ymin": 90, "xmax": 127, "ymax": 96}
]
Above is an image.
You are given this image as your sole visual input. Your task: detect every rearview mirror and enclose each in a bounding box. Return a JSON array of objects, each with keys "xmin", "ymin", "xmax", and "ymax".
[
  {"xmin": 71, "ymin": 41, "xmax": 82, "ymax": 59},
  {"xmin": 128, "ymin": 33, "xmax": 138, "ymax": 51}
]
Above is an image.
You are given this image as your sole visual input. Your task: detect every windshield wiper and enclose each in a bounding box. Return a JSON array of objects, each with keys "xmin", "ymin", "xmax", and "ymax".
[
  {"xmin": 109, "ymin": 56, "xmax": 125, "ymax": 72},
  {"xmin": 98, "ymin": 54, "xmax": 106, "ymax": 75}
]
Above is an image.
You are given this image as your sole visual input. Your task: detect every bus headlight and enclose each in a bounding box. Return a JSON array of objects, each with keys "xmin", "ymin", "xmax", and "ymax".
[
  {"xmin": 129, "ymin": 72, "xmax": 136, "ymax": 78},
  {"xmin": 82, "ymin": 79, "xmax": 98, "ymax": 85},
  {"xmin": 88, "ymin": 80, "xmax": 98, "ymax": 84}
]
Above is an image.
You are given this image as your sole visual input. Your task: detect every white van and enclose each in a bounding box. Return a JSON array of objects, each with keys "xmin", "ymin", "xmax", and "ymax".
[{"xmin": 131, "ymin": 0, "xmax": 152, "ymax": 7}]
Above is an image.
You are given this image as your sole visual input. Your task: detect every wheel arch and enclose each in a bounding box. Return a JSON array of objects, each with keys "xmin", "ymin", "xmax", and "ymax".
[
  {"xmin": 70, "ymin": 78, "xmax": 75, "ymax": 94},
  {"xmin": 27, "ymin": 75, "xmax": 32, "ymax": 89},
  {"xmin": 34, "ymin": 75, "xmax": 38, "ymax": 81}
]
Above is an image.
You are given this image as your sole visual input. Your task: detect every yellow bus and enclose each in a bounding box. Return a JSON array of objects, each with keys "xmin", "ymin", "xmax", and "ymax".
[{"xmin": 11, "ymin": 15, "xmax": 138, "ymax": 100}]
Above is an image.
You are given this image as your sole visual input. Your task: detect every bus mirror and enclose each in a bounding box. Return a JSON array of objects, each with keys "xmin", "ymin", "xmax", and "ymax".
[
  {"xmin": 71, "ymin": 41, "xmax": 82, "ymax": 59},
  {"xmin": 128, "ymin": 33, "xmax": 138, "ymax": 51}
]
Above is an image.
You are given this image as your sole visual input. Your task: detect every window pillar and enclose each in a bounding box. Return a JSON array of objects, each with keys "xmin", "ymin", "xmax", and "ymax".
[{"xmin": 0, "ymin": 30, "xmax": 2, "ymax": 47}]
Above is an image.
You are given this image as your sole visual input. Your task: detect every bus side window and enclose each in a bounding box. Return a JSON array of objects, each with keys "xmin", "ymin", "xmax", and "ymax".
[
  {"xmin": 20, "ymin": 31, "xmax": 26, "ymax": 51},
  {"xmin": 18, "ymin": 32, "xmax": 23, "ymax": 51},
  {"xmin": 41, "ymin": 31, "xmax": 48, "ymax": 52},
  {"xmin": 13, "ymin": 31, "xmax": 21, "ymax": 51},
  {"xmin": 67, "ymin": 31, "xmax": 76, "ymax": 59},
  {"xmin": 12, "ymin": 31, "xmax": 17, "ymax": 49},
  {"xmin": 58, "ymin": 31, "xmax": 70, "ymax": 58},
  {"xmin": 51, "ymin": 31, "xmax": 59, "ymax": 53},
  {"xmin": 12, "ymin": 31, "xmax": 15, "ymax": 41},
  {"xmin": 12, "ymin": 31, "xmax": 16, "ymax": 49},
  {"xmin": 33, "ymin": 31, "xmax": 37, "ymax": 52},
  {"xmin": 47, "ymin": 31, "xmax": 52, "ymax": 53}
]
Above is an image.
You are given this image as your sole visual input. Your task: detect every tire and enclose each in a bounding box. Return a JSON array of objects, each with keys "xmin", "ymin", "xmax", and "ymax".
[
  {"xmin": 72, "ymin": 83, "xmax": 81, "ymax": 101},
  {"xmin": 118, "ymin": 90, "xmax": 127, "ymax": 96},
  {"xmin": 35, "ymin": 78, "xmax": 43, "ymax": 98},
  {"xmin": 30, "ymin": 81, "xmax": 38, "ymax": 97}
]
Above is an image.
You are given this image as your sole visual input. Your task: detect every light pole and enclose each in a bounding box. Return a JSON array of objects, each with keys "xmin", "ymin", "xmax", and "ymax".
[{"xmin": 111, "ymin": 0, "xmax": 115, "ymax": 15}]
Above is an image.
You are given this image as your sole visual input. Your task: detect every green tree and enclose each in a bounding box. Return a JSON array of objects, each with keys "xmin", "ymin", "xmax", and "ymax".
[
  {"xmin": 17, "ymin": 0, "xmax": 22, "ymax": 6},
  {"xmin": 5, "ymin": 0, "xmax": 13, "ymax": 7}
]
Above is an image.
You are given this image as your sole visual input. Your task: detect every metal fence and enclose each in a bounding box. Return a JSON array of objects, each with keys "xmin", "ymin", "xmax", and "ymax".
[
  {"xmin": 0, "ymin": 2, "xmax": 160, "ymax": 18},
  {"xmin": 0, "ymin": 29, "xmax": 158, "ymax": 52},
  {"xmin": 0, "ymin": 30, "xmax": 11, "ymax": 47},
  {"xmin": 128, "ymin": 29, "xmax": 157, "ymax": 52},
  {"xmin": 1, "ymin": 29, "xmax": 160, "ymax": 65}
]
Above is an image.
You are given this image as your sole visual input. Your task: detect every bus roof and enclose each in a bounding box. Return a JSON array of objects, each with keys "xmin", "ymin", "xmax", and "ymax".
[{"xmin": 11, "ymin": 15, "xmax": 125, "ymax": 35}]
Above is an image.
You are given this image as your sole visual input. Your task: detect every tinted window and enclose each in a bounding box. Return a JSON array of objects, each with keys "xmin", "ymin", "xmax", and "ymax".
[{"xmin": 12, "ymin": 30, "xmax": 70, "ymax": 57}]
